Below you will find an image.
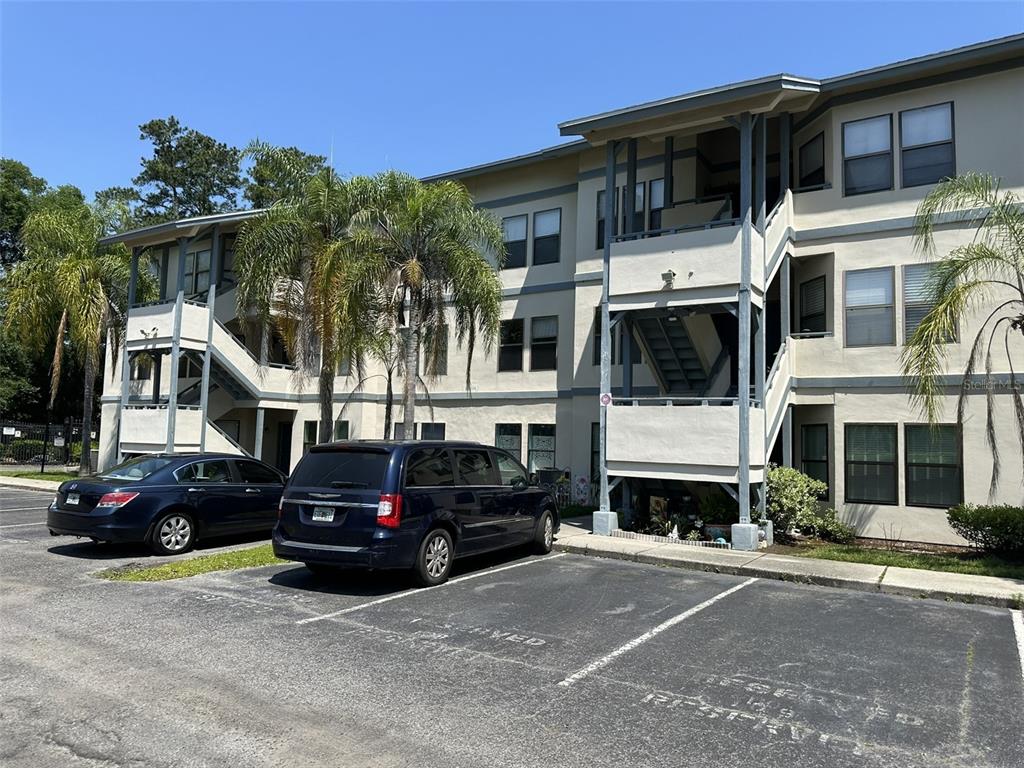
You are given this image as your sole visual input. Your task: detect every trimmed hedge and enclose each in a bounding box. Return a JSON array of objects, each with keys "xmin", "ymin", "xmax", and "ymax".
[{"xmin": 947, "ymin": 504, "xmax": 1024, "ymax": 553}]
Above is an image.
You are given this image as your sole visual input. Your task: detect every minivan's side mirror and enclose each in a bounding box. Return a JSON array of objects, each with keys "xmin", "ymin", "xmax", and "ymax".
[{"xmin": 528, "ymin": 473, "xmax": 539, "ymax": 487}]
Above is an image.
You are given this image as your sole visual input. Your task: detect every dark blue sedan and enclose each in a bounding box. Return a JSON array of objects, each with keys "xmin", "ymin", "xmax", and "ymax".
[{"xmin": 47, "ymin": 453, "xmax": 286, "ymax": 555}]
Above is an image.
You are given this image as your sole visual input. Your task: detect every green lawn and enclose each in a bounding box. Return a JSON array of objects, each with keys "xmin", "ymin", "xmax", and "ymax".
[
  {"xmin": 794, "ymin": 543, "xmax": 1024, "ymax": 580},
  {"xmin": 0, "ymin": 470, "xmax": 77, "ymax": 482},
  {"xmin": 98, "ymin": 544, "xmax": 286, "ymax": 582}
]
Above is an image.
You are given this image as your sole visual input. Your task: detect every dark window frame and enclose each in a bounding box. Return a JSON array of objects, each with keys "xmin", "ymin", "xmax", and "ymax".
[
  {"xmin": 497, "ymin": 319, "xmax": 524, "ymax": 372},
  {"xmin": 419, "ymin": 422, "xmax": 446, "ymax": 441},
  {"xmin": 333, "ymin": 420, "xmax": 350, "ymax": 441},
  {"xmin": 798, "ymin": 275, "xmax": 827, "ymax": 333},
  {"xmin": 844, "ymin": 266, "xmax": 896, "ymax": 348},
  {"xmin": 904, "ymin": 423, "xmax": 963, "ymax": 508},
  {"xmin": 527, "ymin": 423, "xmax": 556, "ymax": 474},
  {"xmin": 494, "ymin": 423, "xmax": 523, "ymax": 461},
  {"xmin": 501, "ymin": 214, "xmax": 528, "ymax": 270},
  {"xmin": 532, "ymin": 208, "xmax": 561, "ymax": 265},
  {"xmin": 530, "ymin": 315, "xmax": 558, "ymax": 372},
  {"xmin": 842, "ymin": 113, "xmax": 893, "ymax": 197},
  {"xmin": 798, "ymin": 131, "xmax": 826, "ymax": 188},
  {"xmin": 844, "ymin": 423, "xmax": 898, "ymax": 505},
  {"xmin": 648, "ymin": 178, "xmax": 665, "ymax": 232},
  {"xmin": 800, "ymin": 423, "xmax": 829, "ymax": 497},
  {"xmin": 899, "ymin": 101, "xmax": 955, "ymax": 189}
]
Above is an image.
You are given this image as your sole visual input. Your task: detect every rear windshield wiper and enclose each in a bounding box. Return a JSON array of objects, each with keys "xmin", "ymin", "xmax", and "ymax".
[{"xmin": 329, "ymin": 480, "xmax": 370, "ymax": 488}]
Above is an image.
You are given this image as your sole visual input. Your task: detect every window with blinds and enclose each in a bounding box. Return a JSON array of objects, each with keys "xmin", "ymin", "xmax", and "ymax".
[
  {"xmin": 801, "ymin": 424, "xmax": 829, "ymax": 493},
  {"xmin": 900, "ymin": 103, "xmax": 954, "ymax": 188},
  {"xmin": 903, "ymin": 263, "xmax": 952, "ymax": 343},
  {"xmin": 533, "ymin": 209, "xmax": 561, "ymax": 265},
  {"xmin": 799, "ymin": 132, "xmax": 825, "ymax": 188},
  {"xmin": 530, "ymin": 316, "xmax": 558, "ymax": 371},
  {"xmin": 799, "ymin": 276, "xmax": 827, "ymax": 333},
  {"xmin": 845, "ymin": 267, "xmax": 895, "ymax": 346},
  {"xmin": 501, "ymin": 215, "xmax": 527, "ymax": 269},
  {"xmin": 420, "ymin": 423, "xmax": 446, "ymax": 441},
  {"xmin": 905, "ymin": 425, "xmax": 961, "ymax": 507},
  {"xmin": 845, "ymin": 424, "xmax": 898, "ymax": 504},
  {"xmin": 843, "ymin": 115, "xmax": 892, "ymax": 195}
]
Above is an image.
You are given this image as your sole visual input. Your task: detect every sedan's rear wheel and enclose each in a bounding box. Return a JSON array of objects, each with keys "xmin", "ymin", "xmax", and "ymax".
[
  {"xmin": 414, "ymin": 529, "xmax": 453, "ymax": 587},
  {"xmin": 150, "ymin": 513, "xmax": 195, "ymax": 555}
]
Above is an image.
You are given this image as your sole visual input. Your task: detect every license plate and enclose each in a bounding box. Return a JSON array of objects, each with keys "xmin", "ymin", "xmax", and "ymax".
[
  {"xmin": 311, "ymin": 507, "xmax": 334, "ymax": 522},
  {"xmin": 66, "ymin": 492, "xmax": 80, "ymax": 505}
]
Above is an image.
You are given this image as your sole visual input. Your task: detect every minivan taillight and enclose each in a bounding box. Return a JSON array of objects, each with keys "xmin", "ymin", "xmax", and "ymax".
[
  {"xmin": 97, "ymin": 492, "xmax": 139, "ymax": 508},
  {"xmin": 377, "ymin": 493, "xmax": 402, "ymax": 528}
]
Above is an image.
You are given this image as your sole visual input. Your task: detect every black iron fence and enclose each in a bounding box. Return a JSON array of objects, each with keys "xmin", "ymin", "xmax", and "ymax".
[{"xmin": 0, "ymin": 419, "xmax": 99, "ymax": 474}]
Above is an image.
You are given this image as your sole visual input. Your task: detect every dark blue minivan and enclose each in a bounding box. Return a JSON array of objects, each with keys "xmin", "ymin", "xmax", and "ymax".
[{"xmin": 273, "ymin": 441, "xmax": 559, "ymax": 585}]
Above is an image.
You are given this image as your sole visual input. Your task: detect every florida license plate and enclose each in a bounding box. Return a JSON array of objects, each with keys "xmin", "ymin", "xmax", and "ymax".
[
  {"xmin": 66, "ymin": 492, "xmax": 80, "ymax": 505},
  {"xmin": 311, "ymin": 507, "xmax": 334, "ymax": 522}
]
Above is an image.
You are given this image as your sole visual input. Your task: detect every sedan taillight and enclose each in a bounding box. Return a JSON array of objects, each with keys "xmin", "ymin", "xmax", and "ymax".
[{"xmin": 97, "ymin": 492, "xmax": 139, "ymax": 508}]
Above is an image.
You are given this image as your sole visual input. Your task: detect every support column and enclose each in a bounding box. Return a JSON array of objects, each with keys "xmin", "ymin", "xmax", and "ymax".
[
  {"xmin": 254, "ymin": 407, "xmax": 266, "ymax": 461},
  {"xmin": 152, "ymin": 355, "xmax": 162, "ymax": 404},
  {"xmin": 116, "ymin": 247, "xmax": 141, "ymax": 463},
  {"xmin": 782, "ymin": 407, "xmax": 793, "ymax": 467},
  {"xmin": 621, "ymin": 315, "xmax": 633, "ymax": 398},
  {"xmin": 199, "ymin": 225, "xmax": 220, "ymax": 452},
  {"xmin": 733, "ymin": 112, "xmax": 758, "ymax": 551},
  {"xmin": 755, "ymin": 114, "xmax": 768, "ymax": 522},
  {"xmin": 663, "ymin": 136, "xmax": 674, "ymax": 208},
  {"xmin": 596, "ymin": 139, "xmax": 622, "ymax": 537},
  {"xmin": 624, "ymin": 138, "xmax": 637, "ymax": 235},
  {"xmin": 781, "ymin": 254, "xmax": 791, "ymax": 340},
  {"xmin": 779, "ymin": 112, "xmax": 791, "ymax": 198},
  {"xmin": 165, "ymin": 237, "xmax": 188, "ymax": 453}
]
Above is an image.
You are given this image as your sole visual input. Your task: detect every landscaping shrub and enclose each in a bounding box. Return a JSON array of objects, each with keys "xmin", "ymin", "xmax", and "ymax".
[
  {"xmin": 698, "ymin": 490, "xmax": 737, "ymax": 522},
  {"xmin": 801, "ymin": 507, "xmax": 857, "ymax": 544},
  {"xmin": 947, "ymin": 504, "xmax": 1024, "ymax": 553},
  {"xmin": 764, "ymin": 464, "xmax": 827, "ymax": 540}
]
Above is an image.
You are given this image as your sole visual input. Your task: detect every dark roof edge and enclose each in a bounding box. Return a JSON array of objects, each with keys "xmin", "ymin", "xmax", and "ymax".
[
  {"xmin": 98, "ymin": 209, "xmax": 264, "ymax": 246},
  {"xmin": 420, "ymin": 139, "xmax": 589, "ymax": 183}
]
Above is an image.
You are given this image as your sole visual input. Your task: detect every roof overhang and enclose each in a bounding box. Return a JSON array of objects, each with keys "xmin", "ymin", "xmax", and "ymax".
[
  {"xmin": 558, "ymin": 75, "xmax": 821, "ymax": 144},
  {"xmin": 99, "ymin": 209, "xmax": 264, "ymax": 248}
]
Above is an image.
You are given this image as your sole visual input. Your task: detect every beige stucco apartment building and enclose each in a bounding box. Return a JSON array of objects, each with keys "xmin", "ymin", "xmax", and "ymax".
[{"xmin": 98, "ymin": 34, "xmax": 1024, "ymax": 546}]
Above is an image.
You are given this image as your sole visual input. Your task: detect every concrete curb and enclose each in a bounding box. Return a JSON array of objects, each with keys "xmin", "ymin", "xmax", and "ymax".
[
  {"xmin": 0, "ymin": 476, "xmax": 62, "ymax": 493},
  {"xmin": 554, "ymin": 535, "xmax": 1024, "ymax": 609}
]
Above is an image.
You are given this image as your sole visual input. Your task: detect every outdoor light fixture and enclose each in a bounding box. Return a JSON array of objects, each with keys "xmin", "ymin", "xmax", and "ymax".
[{"xmin": 661, "ymin": 269, "xmax": 676, "ymax": 286}]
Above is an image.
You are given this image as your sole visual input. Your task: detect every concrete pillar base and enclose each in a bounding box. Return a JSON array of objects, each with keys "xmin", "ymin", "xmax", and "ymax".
[
  {"xmin": 760, "ymin": 520, "xmax": 774, "ymax": 547},
  {"xmin": 732, "ymin": 523, "xmax": 760, "ymax": 551},
  {"xmin": 593, "ymin": 510, "xmax": 619, "ymax": 536}
]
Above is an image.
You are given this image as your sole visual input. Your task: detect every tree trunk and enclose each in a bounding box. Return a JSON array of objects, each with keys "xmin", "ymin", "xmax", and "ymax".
[
  {"xmin": 402, "ymin": 297, "xmax": 420, "ymax": 439},
  {"xmin": 79, "ymin": 347, "xmax": 96, "ymax": 477},
  {"xmin": 318, "ymin": 354, "xmax": 334, "ymax": 444},
  {"xmin": 384, "ymin": 369, "xmax": 394, "ymax": 439}
]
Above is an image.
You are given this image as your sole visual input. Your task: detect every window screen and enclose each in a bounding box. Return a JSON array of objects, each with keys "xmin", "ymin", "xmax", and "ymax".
[
  {"xmin": 502, "ymin": 215, "xmax": 527, "ymax": 269},
  {"xmin": 533, "ymin": 209, "xmax": 561, "ymax": 265},
  {"xmin": 843, "ymin": 115, "xmax": 892, "ymax": 195},
  {"xmin": 905, "ymin": 424, "xmax": 961, "ymax": 507},
  {"xmin": 900, "ymin": 103, "xmax": 954, "ymax": 188},
  {"xmin": 845, "ymin": 424, "xmax": 897, "ymax": 504},
  {"xmin": 845, "ymin": 268, "xmax": 894, "ymax": 346},
  {"xmin": 531, "ymin": 316, "xmax": 558, "ymax": 371},
  {"xmin": 799, "ymin": 276, "xmax": 827, "ymax": 333}
]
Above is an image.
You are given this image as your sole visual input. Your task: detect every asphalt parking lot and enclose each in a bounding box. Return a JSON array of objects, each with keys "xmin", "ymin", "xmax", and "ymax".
[{"xmin": 2, "ymin": 486, "xmax": 1023, "ymax": 768}]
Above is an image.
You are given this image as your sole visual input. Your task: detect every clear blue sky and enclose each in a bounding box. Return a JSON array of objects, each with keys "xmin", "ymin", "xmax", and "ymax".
[{"xmin": 2, "ymin": 1, "xmax": 1021, "ymax": 200}]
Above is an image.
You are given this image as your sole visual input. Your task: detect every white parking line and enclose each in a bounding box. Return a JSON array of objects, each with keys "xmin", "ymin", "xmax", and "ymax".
[
  {"xmin": 296, "ymin": 553, "xmax": 567, "ymax": 625},
  {"xmin": 0, "ymin": 522, "xmax": 46, "ymax": 529},
  {"xmin": 1012, "ymin": 610, "xmax": 1024, "ymax": 685},
  {"xmin": 0, "ymin": 506, "xmax": 48, "ymax": 513},
  {"xmin": 557, "ymin": 577, "xmax": 758, "ymax": 688}
]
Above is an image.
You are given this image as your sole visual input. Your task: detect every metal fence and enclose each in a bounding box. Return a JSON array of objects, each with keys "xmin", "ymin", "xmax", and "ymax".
[{"xmin": 0, "ymin": 419, "xmax": 98, "ymax": 474}]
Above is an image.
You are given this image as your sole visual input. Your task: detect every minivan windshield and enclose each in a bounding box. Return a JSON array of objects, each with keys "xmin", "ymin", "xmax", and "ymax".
[
  {"xmin": 290, "ymin": 449, "xmax": 390, "ymax": 489},
  {"xmin": 100, "ymin": 455, "xmax": 178, "ymax": 481}
]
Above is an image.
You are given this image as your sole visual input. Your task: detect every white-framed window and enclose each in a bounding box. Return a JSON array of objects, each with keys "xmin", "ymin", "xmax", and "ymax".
[
  {"xmin": 501, "ymin": 215, "xmax": 527, "ymax": 269},
  {"xmin": 648, "ymin": 178, "xmax": 665, "ymax": 231},
  {"xmin": 903, "ymin": 263, "xmax": 950, "ymax": 343},
  {"xmin": 844, "ymin": 267, "xmax": 894, "ymax": 347},
  {"xmin": 904, "ymin": 424, "xmax": 962, "ymax": 507},
  {"xmin": 533, "ymin": 209, "xmax": 561, "ymax": 265},
  {"xmin": 844, "ymin": 423, "xmax": 898, "ymax": 505},
  {"xmin": 900, "ymin": 103, "xmax": 954, "ymax": 188},
  {"xmin": 842, "ymin": 115, "xmax": 892, "ymax": 195},
  {"xmin": 530, "ymin": 316, "xmax": 558, "ymax": 371}
]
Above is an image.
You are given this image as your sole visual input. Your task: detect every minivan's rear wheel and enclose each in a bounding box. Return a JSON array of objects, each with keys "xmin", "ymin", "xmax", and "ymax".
[
  {"xmin": 150, "ymin": 512, "xmax": 195, "ymax": 555},
  {"xmin": 533, "ymin": 511, "xmax": 554, "ymax": 554},
  {"xmin": 414, "ymin": 529, "xmax": 453, "ymax": 587}
]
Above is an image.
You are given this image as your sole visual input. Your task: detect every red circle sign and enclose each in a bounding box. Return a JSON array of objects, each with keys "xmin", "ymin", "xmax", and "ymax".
[{"xmin": 599, "ymin": 393, "xmax": 612, "ymax": 406}]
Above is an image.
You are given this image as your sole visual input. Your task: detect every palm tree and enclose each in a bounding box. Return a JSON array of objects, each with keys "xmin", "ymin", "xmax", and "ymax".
[
  {"xmin": 901, "ymin": 172, "xmax": 1024, "ymax": 495},
  {"xmin": 234, "ymin": 144, "xmax": 374, "ymax": 442},
  {"xmin": 347, "ymin": 171, "xmax": 504, "ymax": 437},
  {"xmin": 3, "ymin": 203, "xmax": 153, "ymax": 475}
]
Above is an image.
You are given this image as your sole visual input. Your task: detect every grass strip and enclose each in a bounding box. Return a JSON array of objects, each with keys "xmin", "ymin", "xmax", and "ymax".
[
  {"xmin": 98, "ymin": 543, "xmax": 286, "ymax": 582},
  {"xmin": 0, "ymin": 470, "xmax": 77, "ymax": 482},
  {"xmin": 794, "ymin": 543, "xmax": 1024, "ymax": 580}
]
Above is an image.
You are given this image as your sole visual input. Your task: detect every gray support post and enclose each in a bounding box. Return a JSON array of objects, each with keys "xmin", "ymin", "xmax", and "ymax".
[
  {"xmin": 782, "ymin": 407, "xmax": 793, "ymax": 467},
  {"xmin": 733, "ymin": 112, "xmax": 757, "ymax": 550},
  {"xmin": 779, "ymin": 112, "xmax": 791, "ymax": 197},
  {"xmin": 199, "ymin": 225, "xmax": 220, "ymax": 452},
  {"xmin": 755, "ymin": 113, "xmax": 768, "ymax": 522},
  {"xmin": 159, "ymin": 246, "xmax": 170, "ymax": 300},
  {"xmin": 165, "ymin": 237, "xmax": 188, "ymax": 452},
  {"xmin": 621, "ymin": 315, "xmax": 633, "ymax": 398},
  {"xmin": 254, "ymin": 407, "xmax": 266, "ymax": 461},
  {"xmin": 781, "ymin": 255, "xmax": 791, "ymax": 339},
  {"xmin": 595, "ymin": 139, "xmax": 621, "ymax": 537},
  {"xmin": 663, "ymin": 136, "xmax": 674, "ymax": 207},
  {"xmin": 116, "ymin": 247, "xmax": 142, "ymax": 463},
  {"xmin": 152, "ymin": 355, "xmax": 162, "ymax": 404},
  {"xmin": 624, "ymin": 139, "xmax": 637, "ymax": 235}
]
